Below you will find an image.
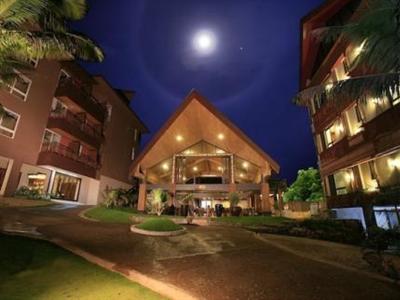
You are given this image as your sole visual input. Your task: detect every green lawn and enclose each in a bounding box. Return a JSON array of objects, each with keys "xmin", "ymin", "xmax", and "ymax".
[
  {"xmin": 214, "ymin": 215, "xmax": 291, "ymax": 227},
  {"xmin": 84, "ymin": 207, "xmax": 138, "ymax": 224},
  {"xmin": 0, "ymin": 234, "xmax": 167, "ymax": 300},
  {"xmin": 136, "ymin": 218, "xmax": 183, "ymax": 232}
]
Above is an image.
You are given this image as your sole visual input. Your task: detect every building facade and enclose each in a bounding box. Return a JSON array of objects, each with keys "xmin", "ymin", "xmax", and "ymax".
[
  {"xmin": 130, "ymin": 90, "xmax": 280, "ymax": 214},
  {"xmin": 299, "ymin": 0, "xmax": 400, "ymax": 228},
  {"xmin": 0, "ymin": 60, "xmax": 147, "ymax": 204}
]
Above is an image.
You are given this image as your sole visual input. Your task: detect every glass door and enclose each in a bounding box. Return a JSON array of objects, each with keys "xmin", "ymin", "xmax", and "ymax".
[{"xmin": 51, "ymin": 172, "xmax": 81, "ymax": 201}]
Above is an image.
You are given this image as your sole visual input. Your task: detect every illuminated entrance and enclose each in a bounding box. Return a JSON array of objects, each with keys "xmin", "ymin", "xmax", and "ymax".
[{"xmin": 131, "ymin": 90, "xmax": 280, "ymax": 213}]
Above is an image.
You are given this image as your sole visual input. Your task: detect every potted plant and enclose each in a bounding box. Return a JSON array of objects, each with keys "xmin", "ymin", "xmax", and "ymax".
[{"xmin": 229, "ymin": 192, "xmax": 242, "ymax": 216}]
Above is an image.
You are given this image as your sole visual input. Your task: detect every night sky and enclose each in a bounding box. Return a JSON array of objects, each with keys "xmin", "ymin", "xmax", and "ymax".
[{"xmin": 74, "ymin": 0, "xmax": 325, "ymax": 183}]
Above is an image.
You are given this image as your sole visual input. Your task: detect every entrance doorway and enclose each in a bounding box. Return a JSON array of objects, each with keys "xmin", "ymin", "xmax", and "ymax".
[{"xmin": 51, "ymin": 172, "xmax": 81, "ymax": 201}]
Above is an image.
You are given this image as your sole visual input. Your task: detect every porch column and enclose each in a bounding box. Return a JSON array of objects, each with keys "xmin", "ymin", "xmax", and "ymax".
[
  {"xmin": 261, "ymin": 182, "xmax": 272, "ymax": 214},
  {"xmin": 138, "ymin": 183, "xmax": 147, "ymax": 211}
]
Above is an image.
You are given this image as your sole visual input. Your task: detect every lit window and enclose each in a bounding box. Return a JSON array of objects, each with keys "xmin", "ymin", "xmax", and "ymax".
[
  {"xmin": 344, "ymin": 104, "xmax": 363, "ymax": 136},
  {"xmin": 0, "ymin": 108, "xmax": 20, "ymax": 138},
  {"xmin": 8, "ymin": 74, "xmax": 31, "ymax": 101},
  {"xmin": 323, "ymin": 119, "xmax": 346, "ymax": 148}
]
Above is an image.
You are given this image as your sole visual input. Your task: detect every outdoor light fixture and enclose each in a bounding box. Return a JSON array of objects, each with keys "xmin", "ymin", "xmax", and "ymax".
[
  {"xmin": 388, "ymin": 158, "xmax": 400, "ymax": 169},
  {"xmin": 216, "ymin": 149, "xmax": 225, "ymax": 154},
  {"xmin": 325, "ymin": 83, "xmax": 334, "ymax": 92},
  {"xmin": 218, "ymin": 166, "xmax": 223, "ymax": 171},
  {"xmin": 162, "ymin": 163, "xmax": 169, "ymax": 171},
  {"xmin": 217, "ymin": 133, "xmax": 225, "ymax": 140},
  {"xmin": 242, "ymin": 162, "xmax": 249, "ymax": 168},
  {"xmin": 240, "ymin": 173, "xmax": 244, "ymax": 178},
  {"xmin": 354, "ymin": 40, "xmax": 367, "ymax": 57},
  {"xmin": 182, "ymin": 176, "xmax": 187, "ymax": 181},
  {"xmin": 193, "ymin": 166, "xmax": 198, "ymax": 171},
  {"xmin": 176, "ymin": 135, "xmax": 183, "ymax": 142}
]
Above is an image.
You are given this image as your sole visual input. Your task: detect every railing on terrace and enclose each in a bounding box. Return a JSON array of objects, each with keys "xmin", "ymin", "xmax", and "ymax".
[
  {"xmin": 40, "ymin": 142, "xmax": 98, "ymax": 169},
  {"xmin": 56, "ymin": 78, "xmax": 107, "ymax": 121},
  {"xmin": 50, "ymin": 110, "xmax": 102, "ymax": 138}
]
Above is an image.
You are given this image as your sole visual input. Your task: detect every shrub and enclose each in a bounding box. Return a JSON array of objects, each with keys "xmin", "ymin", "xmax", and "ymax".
[
  {"xmin": 14, "ymin": 186, "xmax": 50, "ymax": 200},
  {"xmin": 147, "ymin": 189, "xmax": 168, "ymax": 216},
  {"xmin": 364, "ymin": 226, "xmax": 400, "ymax": 253},
  {"xmin": 102, "ymin": 187, "xmax": 137, "ymax": 209},
  {"xmin": 228, "ymin": 192, "xmax": 240, "ymax": 207}
]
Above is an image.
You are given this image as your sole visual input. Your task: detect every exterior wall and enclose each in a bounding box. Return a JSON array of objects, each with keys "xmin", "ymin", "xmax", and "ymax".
[
  {"xmin": 79, "ymin": 176, "xmax": 101, "ymax": 205},
  {"xmin": 97, "ymin": 175, "xmax": 132, "ymax": 204},
  {"xmin": 91, "ymin": 78, "xmax": 144, "ymax": 185},
  {"xmin": 0, "ymin": 59, "xmax": 61, "ymax": 195},
  {"xmin": 0, "ymin": 61, "xmax": 147, "ymax": 204}
]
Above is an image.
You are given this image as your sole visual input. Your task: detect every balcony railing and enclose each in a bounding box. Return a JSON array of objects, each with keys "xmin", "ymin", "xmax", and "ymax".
[
  {"xmin": 55, "ymin": 78, "xmax": 107, "ymax": 122},
  {"xmin": 50, "ymin": 110, "xmax": 102, "ymax": 138},
  {"xmin": 40, "ymin": 142, "xmax": 99, "ymax": 169}
]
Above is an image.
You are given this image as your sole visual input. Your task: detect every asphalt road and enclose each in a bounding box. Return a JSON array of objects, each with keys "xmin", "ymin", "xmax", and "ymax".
[{"xmin": 1, "ymin": 205, "xmax": 399, "ymax": 300}]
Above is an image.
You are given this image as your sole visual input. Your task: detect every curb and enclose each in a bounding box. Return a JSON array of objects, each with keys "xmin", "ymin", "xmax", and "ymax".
[
  {"xmin": 78, "ymin": 207, "xmax": 100, "ymax": 222},
  {"xmin": 130, "ymin": 225, "xmax": 187, "ymax": 237},
  {"xmin": 253, "ymin": 233, "xmax": 399, "ymax": 286}
]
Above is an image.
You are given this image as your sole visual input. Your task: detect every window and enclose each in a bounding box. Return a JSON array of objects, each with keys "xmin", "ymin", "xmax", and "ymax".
[
  {"xmin": 344, "ymin": 104, "xmax": 363, "ymax": 136},
  {"xmin": 323, "ymin": 119, "xmax": 346, "ymax": 148},
  {"xmin": 0, "ymin": 108, "xmax": 19, "ymax": 138},
  {"xmin": 358, "ymin": 96, "xmax": 391, "ymax": 123},
  {"xmin": 51, "ymin": 98, "xmax": 67, "ymax": 115},
  {"xmin": 314, "ymin": 134, "xmax": 324, "ymax": 154},
  {"xmin": 131, "ymin": 147, "xmax": 135, "ymax": 160},
  {"xmin": 106, "ymin": 104, "xmax": 112, "ymax": 122},
  {"xmin": 59, "ymin": 69, "xmax": 70, "ymax": 83},
  {"xmin": 330, "ymin": 169, "xmax": 355, "ymax": 195},
  {"xmin": 42, "ymin": 129, "xmax": 61, "ymax": 146},
  {"xmin": 8, "ymin": 74, "xmax": 31, "ymax": 101},
  {"xmin": 358, "ymin": 162, "xmax": 379, "ymax": 192}
]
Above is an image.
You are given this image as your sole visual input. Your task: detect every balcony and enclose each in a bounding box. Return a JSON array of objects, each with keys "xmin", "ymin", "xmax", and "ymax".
[
  {"xmin": 37, "ymin": 143, "xmax": 99, "ymax": 178},
  {"xmin": 55, "ymin": 78, "xmax": 107, "ymax": 122},
  {"xmin": 319, "ymin": 104, "xmax": 400, "ymax": 170},
  {"xmin": 319, "ymin": 137, "xmax": 350, "ymax": 162},
  {"xmin": 312, "ymin": 96, "xmax": 354, "ymax": 133},
  {"xmin": 48, "ymin": 111, "xmax": 103, "ymax": 148}
]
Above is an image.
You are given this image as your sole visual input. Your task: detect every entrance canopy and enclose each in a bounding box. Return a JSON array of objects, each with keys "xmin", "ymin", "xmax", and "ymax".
[{"xmin": 131, "ymin": 90, "xmax": 279, "ymax": 184}]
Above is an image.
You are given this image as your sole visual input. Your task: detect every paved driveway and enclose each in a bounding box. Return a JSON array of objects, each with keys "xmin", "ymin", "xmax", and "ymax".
[{"xmin": 1, "ymin": 205, "xmax": 399, "ymax": 300}]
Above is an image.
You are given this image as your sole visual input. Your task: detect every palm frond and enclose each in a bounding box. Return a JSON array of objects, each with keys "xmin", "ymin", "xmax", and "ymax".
[
  {"xmin": 0, "ymin": 0, "xmax": 47, "ymax": 26},
  {"xmin": 294, "ymin": 72, "xmax": 400, "ymax": 105},
  {"xmin": 296, "ymin": 0, "xmax": 400, "ymax": 105},
  {"xmin": 49, "ymin": 0, "xmax": 87, "ymax": 20}
]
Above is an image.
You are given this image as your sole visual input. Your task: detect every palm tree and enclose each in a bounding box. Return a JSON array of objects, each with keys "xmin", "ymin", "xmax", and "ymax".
[
  {"xmin": 295, "ymin": 0, "xmax": 400, "ymax": 105},
  {"xmin": 0, "ymin": 0, "xmax": 104, "ymax": 116}
]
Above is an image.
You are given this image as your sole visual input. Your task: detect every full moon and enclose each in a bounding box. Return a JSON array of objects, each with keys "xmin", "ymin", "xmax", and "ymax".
[{"xmin": 193, "ymin": 30, "xmax": 216, "ymax": 55}]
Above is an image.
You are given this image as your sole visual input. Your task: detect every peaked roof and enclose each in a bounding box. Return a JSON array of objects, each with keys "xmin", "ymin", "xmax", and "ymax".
[{"xmin": 130, "ymin": 90, "xmax": 280, "ymax": 174}]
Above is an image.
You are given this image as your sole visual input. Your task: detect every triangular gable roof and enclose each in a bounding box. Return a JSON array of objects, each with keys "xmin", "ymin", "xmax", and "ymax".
[{"xmin": 130, "ymin": 90, "xmax": 280, "ymax": 175}]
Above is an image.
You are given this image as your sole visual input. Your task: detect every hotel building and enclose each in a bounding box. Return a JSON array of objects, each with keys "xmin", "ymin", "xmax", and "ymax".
[
  {"xmin": 299, "ymin": 0, "xmax": 400, "ymax": 228},
  {"xmin": 0, "ymin": 60, "xmax": 147, "ymax": 204},
  {"xmin": 131, "ymin": 90, "xmax": 280, "ymax": 213}
]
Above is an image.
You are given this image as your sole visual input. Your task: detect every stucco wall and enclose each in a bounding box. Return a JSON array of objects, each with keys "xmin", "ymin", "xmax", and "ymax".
[{"xmin": 97, "ymin": 175, "xmax": 132, "ymax": 204}]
